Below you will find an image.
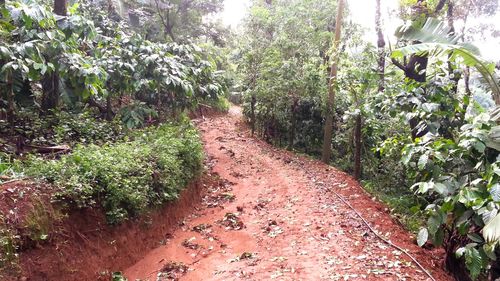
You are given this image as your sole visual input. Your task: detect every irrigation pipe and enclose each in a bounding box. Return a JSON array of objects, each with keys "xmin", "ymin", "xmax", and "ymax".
[{"xmin": 330, "ymin": 189, "xmax": 436, "ymax": 281}]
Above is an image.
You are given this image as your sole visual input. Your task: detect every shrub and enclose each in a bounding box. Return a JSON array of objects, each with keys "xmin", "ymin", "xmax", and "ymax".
[
  {"xmin": 3, "ymin": 109, "xmax": 125, "ymax": 147},
  {"xmin": 52, "ymin": 111, "xmax": 125, "ymax": 145},
  {"xmin": 212, "ymin": 97, "xmax": 231, "ymax": 113},
  {"xmin": 404, "ymin": 109, "xmax": 500, "ymax": 279},
  {"xmin": 26, "ymin": 121, "xmax": 203, "ymax": 224}
]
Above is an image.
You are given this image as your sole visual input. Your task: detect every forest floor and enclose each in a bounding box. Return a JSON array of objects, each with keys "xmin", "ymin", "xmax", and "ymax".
[{"xmin": 124, "ymin": 106, "xmax": 451, "ymax": 281}]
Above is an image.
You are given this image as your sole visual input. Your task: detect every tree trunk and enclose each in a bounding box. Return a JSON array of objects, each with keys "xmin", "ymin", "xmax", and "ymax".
[
  {"xmin": 375, "ymin": 0, "xmax": 386, "ymax": 92},
  {"xmin": 88, "ymin": 97, "xmax": 107, "ymax": 116},
  {"xmin": 321, "ymin": 0, "xmax": 344, "ymax": 163},
  {"xmin": 41, "ymin": 73, "xmax": 60, "ymax": 113},
  {"xmin": 106, "ymin": 94, "xmax": 113, "ymax": 121},
  {"xmin": 447, "ymin": 1, "xmax": 461, "ymax": 95},
  {"xmin": 289, "ymin": 96, "xmax": 298, "ymax": 149},
  {"xmin": 464, "ymin": 66, "xmax": 471, "ymax": 97},
  {"xmin": 54, "ymin": 0, "xmax": 67, "ymax": 16},
  {"xmin": 40, "ymin": 0, "xmax": 66, "ymax": 114},
  {"xmin": 7, "ymin": 73, "xmax": 15, "ymax": 129},
  {"xmin": 250, "ymin": 94, "xmax": 256, "ymax": 136},
  {"xmin": 353, "ymin": 114, "xmax": 362, "ymax": 180}
]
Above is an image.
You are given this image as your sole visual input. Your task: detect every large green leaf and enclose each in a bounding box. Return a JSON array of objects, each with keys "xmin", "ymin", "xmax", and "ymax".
[
  {"xmin": 392, "ymin": 18, "xmax": 500, "ymax": 104},
  {"xmin": 417, "ymin": 228, "xmax": 428, "ymax": 247},
  {"xmin": 490, "ymin": 184, "xmax": 500, "ymax": 202},
  {"xmin": 483, "ymin": 213, "xmax": 500, "ymax": 243},
  {"xmin": 465, "ymin": 247, "xmax": 484, "ymax": 280}
]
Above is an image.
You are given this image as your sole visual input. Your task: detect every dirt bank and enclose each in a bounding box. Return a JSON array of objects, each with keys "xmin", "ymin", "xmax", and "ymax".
[{"xmin": 0, "ymin": 176, "xmax": 211, "ymax": 281}]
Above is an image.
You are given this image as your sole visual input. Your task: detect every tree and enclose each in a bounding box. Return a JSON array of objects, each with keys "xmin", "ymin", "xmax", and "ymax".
[
  {"xmin": 375, "ymin": 0, "xmax": 385, "ymax": 92},
  {"xmin": 134, "ymin": 0, "xmax": 225, "ymax": 43},
  {"xmin": 391, "ymin": 0, "xmax": 448, "ymax": 139},
  {"xmin": 238, "ymin": 0, "xmax": 337, "ymax": 147},
  {"xmin": 321, "ymin": 0, "xmax": 344, "ymax": 163},
  {"xmin": 40, "ymin": 0, "xmax": 67, "ymax": 113}
]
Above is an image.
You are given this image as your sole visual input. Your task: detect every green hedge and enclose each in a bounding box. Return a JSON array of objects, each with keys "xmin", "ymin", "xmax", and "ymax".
[{"xmin": 26, "ymin": 121, "xmax": 203, "ymax": 224}]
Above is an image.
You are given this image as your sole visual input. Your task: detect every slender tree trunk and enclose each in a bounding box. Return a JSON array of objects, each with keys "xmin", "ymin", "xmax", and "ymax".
[
  {"xmin": 447, "ymin": 1, "xmax": 460, "ymax": 95},
  {"xmin": 106, "ymin": 94, "xmax": 113, "ymax": 121},
  {"xmin": 7, "ymin": 73, "xmax": 15, "ymax": 129},
  {"xmin": 54, "ymin": 0, "xmax": 67, "ymax": 16},
  {"xmin": 0, "ymin": 0, "xmax": 5, "ymax": 117},
  {"xmin": 353, "ymin": 114, "xmax": 362, "ymax": 180},
  {"xmin": 41, "ymin": 72, "xmax": 60, "ymax": 113},
  {"xmin": 375, "ymin": 0, "xmax": 386, "ymax": 92},
  {"xmin": 289, "ymin": 96, "xmax": 298, "ymax": 149},
  {"xmin": 40, "ymin": 0, "xmax": 66, "ymax": 114},
  {"xmin": 250, "ymin": 94, "xmax": 256, "ymax": 136},
  {"xmin": 352, "ymin": 89, "xmax": 362, "ymax": 180},
  {"xmin": 321, "ymin": 0, "xmax": 344, "ymax": 163},
  {"xmin": 464, "ymin": 66, "xmax": 471, "ymax": 96}
]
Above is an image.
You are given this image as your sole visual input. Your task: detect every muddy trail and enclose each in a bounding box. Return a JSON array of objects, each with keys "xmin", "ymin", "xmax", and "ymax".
[{"xmin": 124, "ymin": 107, "xmax": 451, "ymax": 281}]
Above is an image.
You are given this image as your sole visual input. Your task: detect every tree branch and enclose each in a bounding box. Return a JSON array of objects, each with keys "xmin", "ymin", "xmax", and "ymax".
[
  {"xmin": 391, "ymin": 58, "xmax": 407, "ymax": 72},
  {"xmin": 434, "ymin": 0, "xmax": 447, "ymax": 14},
  {"xmin": 154, "ymin": 0, "xmax": 175, "ymax": 41}
]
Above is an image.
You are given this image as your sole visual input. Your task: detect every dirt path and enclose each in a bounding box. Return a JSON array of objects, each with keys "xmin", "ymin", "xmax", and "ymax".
[{"xmin": 124, "ymin": 107, "xmax": 451, "ymax": 281}]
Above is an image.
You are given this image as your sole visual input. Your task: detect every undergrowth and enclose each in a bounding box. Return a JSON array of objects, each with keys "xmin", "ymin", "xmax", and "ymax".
[
  {"xmin": 205, "ymin": 96, "xmax": 230, "ymax": 113},
  {"xmin": 25, "ymin": 120, "xmax": 203, "ymax": 224},
  {"xmin": 2, "ymin": 109, "xmax": 125, "ymax": 147},
  {"xmin": 0, "ymin": 215, "xmax": 19, "ymax": 273}
]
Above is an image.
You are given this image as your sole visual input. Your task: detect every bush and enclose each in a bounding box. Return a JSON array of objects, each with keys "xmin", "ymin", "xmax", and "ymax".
[
  {"xmin": 52, "ymin": 111, "xmax": 125, "ymax": 145},
  {"xmin": 205, "ymin": 97, "xmax": 230, "ymax": 113},
  {"xmin": 26, "ymin": 121, "xmax": 203, "ymax": 224},
  {"xmin": 2, "ymin": 109, "xmax": 125, "ymax": 147}
]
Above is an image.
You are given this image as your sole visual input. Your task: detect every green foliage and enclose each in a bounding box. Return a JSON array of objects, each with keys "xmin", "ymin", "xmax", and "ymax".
[
  {"xmin": 125, "ymin": 0, "xmax": 226, "ymax": 44},
  {"xmin": 1, "ymin": 109, "xmax": 125, "ymax": 146},
  {"xmin": 238, "ymin": 0, "xmax": 341, "ymax": 149},
  {"xmin": 0, "ymin": 153, "xmax": 13, "ymax": 178},
  {"xmin": 111, "ymin": 272, "xmax": 128, "ymax": 281},
  {"xmin": 26, "ymin": 121, "xmax": 203, "ymax": 224},
  {"xmin": 403, "ymin": 107, "xmax": 500, "ymax": 278},
  {"xmin": 118, "ymin": 102, "xmax": 158, "ymax": 129},
  {"xmin": 392, "ymin": 18, "xmax": 500, "ymax": 102},
  {"xmin": 52, "ymin": 111, "xmax": 125, "ymax": 144},
  {"xmin": 0, "ymin": 216, "xmax": 19, "ymax": 270},
  {"xmin": 205, "ymin": 96, "xmax": 230, "ymax": 113},
  {"xmin": 0, "ymin": 0, "xmax": 228, "ymax": 129}
]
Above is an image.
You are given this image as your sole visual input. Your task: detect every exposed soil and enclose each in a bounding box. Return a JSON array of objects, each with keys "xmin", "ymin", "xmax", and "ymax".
[
  {"xmin": 0, "ymin": 177, "xmax": 211, "ymax": 281},
  {"xmin": 124, "ymin": 107, "xmax": 452, "ymax": 281}
]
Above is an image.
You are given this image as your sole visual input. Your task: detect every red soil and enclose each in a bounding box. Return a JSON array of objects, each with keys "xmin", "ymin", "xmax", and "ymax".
[
  {"xmin": 0, "ymin": 179, "xmax": 207, "ymax": 281},
  {"xmin": 124, "ymin": 107, "xmax": 452, "ymax": 281}
]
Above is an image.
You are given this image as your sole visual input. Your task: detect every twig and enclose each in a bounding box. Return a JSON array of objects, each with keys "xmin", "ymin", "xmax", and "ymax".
[
  {"xmin": 0, "ymin": 177, "xmax": 28, "ymax": 186},
  {"xmin": 330, "ymin": 189, "xmax": 436, "ymax": 281}
]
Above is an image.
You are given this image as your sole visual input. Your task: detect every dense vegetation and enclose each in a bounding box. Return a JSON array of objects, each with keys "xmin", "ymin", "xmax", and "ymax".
[
  {"xmin": 26, "ymin": 120, "xmax": 202, "ymax": 224},
  {"xmin": 0, "ymin": 0, "xmax": 228, "ymax": 273},
  {"xmin": 236, "ymin": 0, "xmax": 500, "ymax": 280}
]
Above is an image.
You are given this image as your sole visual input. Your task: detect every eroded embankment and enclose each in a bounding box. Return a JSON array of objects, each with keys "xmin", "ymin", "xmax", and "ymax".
[{"xmin": 0, "ymin": 175, "xmax": 218, "ymax": 281}]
